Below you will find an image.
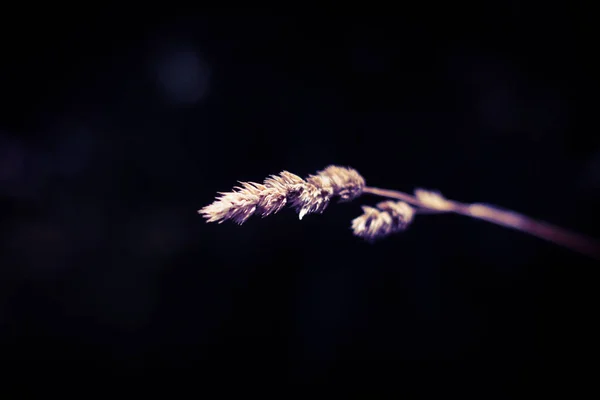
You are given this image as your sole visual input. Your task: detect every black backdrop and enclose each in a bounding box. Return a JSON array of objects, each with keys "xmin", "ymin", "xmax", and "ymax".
[{"xmin": 1, "ymin": 7, "xmax": 598, "ymax": 394}]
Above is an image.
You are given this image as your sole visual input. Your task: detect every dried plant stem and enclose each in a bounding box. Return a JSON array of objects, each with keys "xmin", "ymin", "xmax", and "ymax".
[
  {"xmin": 201, "ymin": 165, "xmax": 599, "ymax": 261},
  {"xmin": 363, "ymin": 186, "xmax": 600, "ymax": 261}
]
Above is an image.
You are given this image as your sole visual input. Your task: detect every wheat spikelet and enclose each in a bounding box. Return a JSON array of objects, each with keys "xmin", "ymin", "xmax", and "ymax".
[
  {"xmin": 352, "ymin": 200, "xmax": 415, "ymax": 241},
  {"xmin": 199, "ymin": 165, "xmax": 365, "ymax": 224},
  {"xmin": 318, "ymin": 165, "xmax": 366, "ymax": 201}
]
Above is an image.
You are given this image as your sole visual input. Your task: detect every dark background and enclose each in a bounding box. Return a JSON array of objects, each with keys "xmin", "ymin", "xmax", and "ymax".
[{"xmin": 1, "ymin": 7, "xmax": 598, "ymax": 393}]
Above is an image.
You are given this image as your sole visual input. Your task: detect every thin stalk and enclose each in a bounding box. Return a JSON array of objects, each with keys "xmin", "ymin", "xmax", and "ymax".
[{"xmin": 363, "ymin": 186, "xmax": 600, "ymax": 261}]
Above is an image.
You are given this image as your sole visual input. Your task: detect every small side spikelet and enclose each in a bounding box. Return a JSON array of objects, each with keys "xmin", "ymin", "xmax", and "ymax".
[
  {"xmin": 414, "ymin": 189, "xmax": 455, "ymax": 211},
  {"xmin": 199, "ymin": 165, "xmax": 365, "ymax": 224},
  {"xmin": 351, "ymin": 200, "xmax": 415, "ymax": 241}
]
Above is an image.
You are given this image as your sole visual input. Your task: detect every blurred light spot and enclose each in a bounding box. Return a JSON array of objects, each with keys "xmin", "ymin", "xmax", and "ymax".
[{"xmin": 154, "ymin": 46, "xmax": 210, "ymax": 105}]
